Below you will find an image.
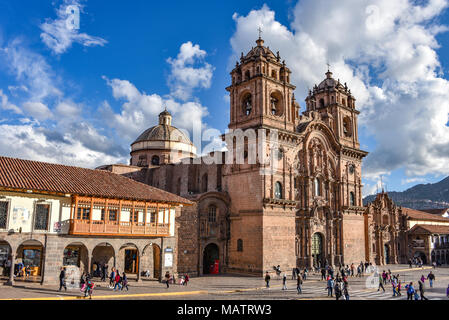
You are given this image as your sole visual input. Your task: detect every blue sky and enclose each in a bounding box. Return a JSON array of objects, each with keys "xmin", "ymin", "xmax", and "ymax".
[{"xmin": 0, "ymin": 0, "xmax": 449, "ymax": 197}]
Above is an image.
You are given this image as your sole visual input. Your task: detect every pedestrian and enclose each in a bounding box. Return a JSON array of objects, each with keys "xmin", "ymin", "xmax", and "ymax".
[
  {"xmin": 113, "ymin": 270, "xmax": 122, "ymax": 291},
  {"xmin": 397, "ymin": 280, "xmax": 402, "ymax": 296},
  {"xmin": 378, "ymin": 273, "xmax": 385, "ymax": 292},
  {"xmin": 418, "ymin": 280, "xmax": 428, "ymax": 300},
  {"xmin": 343, "ymin": 282, "xmax": 350, "ymax": 300},
  {"xmin": 427, "ymin": 271, "xmax": 435, "ymax": 287},
  {"xmin": 303, "ymin": 267, "xmax": 308, "ymax": 280},
  {"xmin": 109, "ymin": 268, "xmax": 115, "ymax": 288},
  {"xmin": 405, "ymin": 282, "xmax": 415, "ymax": 300},
  {"xmin": 165, "ymin": 271, "xmax": 170, "ymax": 288},
  {"xmin": 121, "ymin": 272, "xmax": 129, "ymax": 291},
  {"xmin": 84, "ymin": 276, "xmax": 94, "ymax": 299},
  {"xmin": 101, "ymin": 263, "xmax": 107, "ymax": 282},
  {"xmin": 408, "ymin": 259, "xmax": 412, "ymax": 268},
  {"xmin": 292, "ymin": 267, "xmax": 296, "ymax": 280},
  {"xmin": 296, "ymin": 273, "xmax": 303, "ymax": 294},
  {"xmin": 265, "ymin": 271, "xmax": 270, "ymax": 288},
  {"xmin": 327, "ymin": 277, "xmax": 334, "ymax": 297},
  {"xmin": 184, "ymin": 273, "xmax": 189, "ymax": 286},
  {"xmin": 58, "ymin": 267, "xmax": 67, "ymax": 291},
  {"xmin": 321, "ymin": 267, "xmax": 326, "ymax": 281},
  {"xmin": 446, "ymin": 284, "xmax": 449, "ymax": 298},
  {"xmin": 282, "ymin": 273, "xmax": 287, "ymax": 290},
  {"xmin": 334, "ymin": 280, "xmax": 342, "ymax": 300},
  {"xmin": 382, "ymin": 270, "xmax": 387, "ymax": 285},
  {"xmin": 350, "ymin": 263, "xmax": 354, "ymax": 277}
]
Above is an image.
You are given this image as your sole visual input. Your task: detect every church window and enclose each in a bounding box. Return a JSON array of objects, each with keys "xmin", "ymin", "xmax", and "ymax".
[
  {"xmin": 237, "ymin": 239, "xmax": 243, "ymax": 252},
  {"xmin": 151, "ymin": 155, "xmax": 160, "ymax": 165},
  {"xmin": 350, "ymin": 192, "xmax": 355, "ymax": 206},
  {"xmin": 242, "ymin": 94, "xmax": 252, "ymax": 116},
  {"xmin": 319, "ymin": 99, "xmax": 325, "ymax": 108},
  {"xmin": 271, "ymin": 70, "xmax": 277, "ymax": 79},
  {"xmin": 256, "ymin": 66, "xmax": 260, "ymax": 74},
  {"xmin": 343, "ymin": 117, "xmax": 352, "ymax": 137},
  {"xmin": 274, "ymin": 182, "xmax": 282, "ymax": 199},
  {"xmin": 277, "ymin": 148, "xmax": 284, "ymax": 160},
  {"xmin": 208, "ymin": 205, "xmax": 216, "ymax": 222},
  {"xmin": 314, "ymin": 178, "xmax": 321, "ymax": 196},
  {"xmin": 245, "ymin": 70, "xmax": 250, "ymax": 80},
  {"xmin": 342, "ymin": 98, "xmax": 347, "ymax": 106}
]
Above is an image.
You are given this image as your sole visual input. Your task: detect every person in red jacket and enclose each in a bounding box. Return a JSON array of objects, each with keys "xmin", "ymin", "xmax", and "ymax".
[{"xmin": 113, "ymin": 270, "xmax": 122, "ymax": 291}]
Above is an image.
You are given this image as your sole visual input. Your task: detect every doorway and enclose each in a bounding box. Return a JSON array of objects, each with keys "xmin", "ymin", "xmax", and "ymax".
[
  {"xmin": 311, "ymin": 233, "xmax": 324, "ymax": 268},
  {"xmin": 203, "ymin": 243, "xmax": 219, "ymax": 274},
  {"xmin": 384, "ymin": 244, "xmax": 390, "ymax": 264},
  {"xmin": 124, "ymin": 249, "xmax": 138, "ymax": 274}
]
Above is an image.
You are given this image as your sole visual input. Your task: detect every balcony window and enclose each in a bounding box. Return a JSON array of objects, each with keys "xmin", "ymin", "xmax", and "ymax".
[
  {"xmin": 77, "ymin": 208, "xmax": 90, "ymax": 220},
  {"xmin": 208, "ymin": 205, "xmax": 217, "ymax": 223},
  {"xmin": 0, "ymin": 201, "xmax": 8, "ymax": 229},
  {"xmin": 34, "ymin": 204, "xmax": 50, "ymax": 231}
]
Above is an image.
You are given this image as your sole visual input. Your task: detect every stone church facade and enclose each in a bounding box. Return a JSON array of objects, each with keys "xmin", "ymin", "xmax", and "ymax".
[{"xmin": 101, "ymin": 36, "xmax": 443, "ymax": 276}]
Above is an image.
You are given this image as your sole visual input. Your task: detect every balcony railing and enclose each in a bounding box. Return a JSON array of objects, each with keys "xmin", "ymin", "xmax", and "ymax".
[{"xmin": 69, "ymin": 219, "xmax": 170, "ymax": 237}]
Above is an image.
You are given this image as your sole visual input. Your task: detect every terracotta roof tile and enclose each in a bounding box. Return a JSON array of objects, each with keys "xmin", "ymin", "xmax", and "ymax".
[
  {"xmin": 402, "ymin": 207, "xmax": 449, "ymax": 222},
  {"xmin": 410, "ymin": 224, "xmax": 449, "ymax": 235},
  {"xmin": 0, "ymin": 156, "xmax": 192, "ymax": 205},
  {"xmin": 421, "ymin": 208, "xmax": 449, "ymax": 216}
]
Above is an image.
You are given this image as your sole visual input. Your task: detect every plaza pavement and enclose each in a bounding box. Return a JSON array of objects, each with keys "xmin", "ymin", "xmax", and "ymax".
[{"xmin": 0, "ymin": 264, "xmax": 448, "ymax": 300}]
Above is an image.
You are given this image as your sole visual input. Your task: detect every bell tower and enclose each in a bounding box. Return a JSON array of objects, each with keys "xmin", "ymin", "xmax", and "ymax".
[
  {"xmin": 305, "ymin": 69, "xmax": 360, "ymax": 149},
  {"xmin": 226, "ymin": 36, "xmax": 297, "ymax": 132}
]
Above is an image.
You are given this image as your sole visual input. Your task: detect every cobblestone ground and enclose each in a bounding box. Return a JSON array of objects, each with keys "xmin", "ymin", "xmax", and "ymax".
[{"xmin": 0, "ymin": 265, "xmax": 448, "ymax": 300}]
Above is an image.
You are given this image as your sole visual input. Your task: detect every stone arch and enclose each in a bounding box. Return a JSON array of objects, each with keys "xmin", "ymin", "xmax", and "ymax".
[
  {"xmin": 240, "ymin": 91, "xmax": 252, "ymax": 116},
  {"xmin": 118, "ymin": 243, "xmax": 139, "ymax": 276},
  {"xmin": 311, "ymin": 232, "xmax": 324, "ymax": 268},
  {"xmin": 141, "ymin": 243, "xmax": 162, "ymax": 280},
  {"xmin": 91, "ymin": 242, "xmax": 115, "ymax": 277},
  {"xmin": 0, "ymin": 239, "xmax": 13, "ymax": 280},
  {"xmin": 16, "ymin": 239, "xmax": 44, "ymax": 278},
  {"xmin": 63, "ymin": 242, "xmax": 89, "ymax": 275},
  {"xmin": 270, "ymin": 90, "xmax": 283, "ymax": 116}
]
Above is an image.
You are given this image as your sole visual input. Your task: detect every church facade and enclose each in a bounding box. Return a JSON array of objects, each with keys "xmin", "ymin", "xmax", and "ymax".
[{"xmin": 101, "ymin": 36, "xmax": 372, "ymax": 276}]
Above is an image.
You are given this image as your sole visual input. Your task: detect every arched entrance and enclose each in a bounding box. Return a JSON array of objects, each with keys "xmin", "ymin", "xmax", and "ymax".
[
  {"xmin": 311, "ymin": 233, "xmax": 324, "ymax": 268},
  {"xmin": 415, "ymin": 251, "xmax": 427, "ymax": 264},
  {"xmin": 92, "ymin": 243, "xmax": 115, "ymax": 278},
  {"xmin": 384, "ymin": 244, "xmax": 390, "ymax": 264},
  {"xmin": 0, "ymin": 240, "xmax": 12, "ymax": 281},
  {"xmin": 63, "ymin": 243, "xmax": 88, "ymax": 274},
  {"xmin": 203, "ymin": 243, "xmax": 219, "ymax": 274},
  {"xmin": 119, "ymin": 244, "xmax": 139, "ymax": 275},
  {"xmin": 141, "ymin": 243, "xmax": 161, "ymax": 279},
  {"xmin": 16, "ymin": 240, "xmax": 44, "ymax": 281}
]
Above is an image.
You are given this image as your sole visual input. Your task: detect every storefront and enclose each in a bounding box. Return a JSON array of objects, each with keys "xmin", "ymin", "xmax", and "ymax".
[
  {"xmin": 21, "ymin": 246, "xmax": 43, "ymax": 276},
  {"xmin": 63, "ymin": 246, "xmax": 80, "ymax": 266},
  {"xmin": 124, "ymin": 249, "xmax": 139, "ymax": 274}
]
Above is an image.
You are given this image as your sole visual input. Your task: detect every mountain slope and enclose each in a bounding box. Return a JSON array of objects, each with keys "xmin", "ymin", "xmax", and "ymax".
[{"xmin": 363, "ymin": 176, "xmax": 449, "ymax": 209}]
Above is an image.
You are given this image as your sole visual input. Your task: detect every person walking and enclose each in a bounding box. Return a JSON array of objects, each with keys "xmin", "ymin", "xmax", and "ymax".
[
  {"xmin": 121, "ymin": 272, "xmax": 129, "ymax": 291},
  {"xmin": 58, "ymin": 267, "xmax": 67, "ymax": 291},
  {"xmin": 101, "ymin": 264, "xmax": 107, "ymax": 282},
  {"xmin": 282, "ymin": 273, "xmax": 287, "ymax": 290},
  {"xmin": 321, "ymin": 267, "xmax": 326, "ymax": 281},
  {"xmin": 378, "ymin": 273, "xmax": 385, "ymax": 292},
  {"xmin": 343, "ymin": 282, "xmax": 350, "ymax": 300},
  {"xmin": 84, "ymin": 276, "xmax": 94, "ymax": 299},
  {"xmin": 265, "ymin": 271, "xmax": 270, "ymax": 288},
  {"xmin": 113, "ymin": 271, "xmax": 122, "ymax": 291},
  {"xmin": 405, "ymin": 282, "xmax": 415, "ymax": 300},
  {"xmin": 334, "ymin": 280, "xmax": 342, "ymax": 300},
  {"xmin": 165, "ymin": 271, "xmax": 170, "ymax": 289},
  {"xmin": 408, "ymin": 259, "xmax": 412, "ymax": 268},
  {"xmin": 418, "ymin": 280, "xmax": 428, "ymax": 300},
  {"xmin": 327, "ymin": 277, "xmax": 334, "ymax": 297},
  {"xmin": 184, "ymin": 273, "xmax": 189, "ymax": 286},
  {"xmin": 109, "ymin": 268, "xmax": 116, "ymax": 288},
  {"xmin": 303, "ymin": 267, "xmax": 308, "ymax": 281},
  {"xmin": 296, "ymin": 273, "xmax": 303, "ymax": 294},
  {"xmin": 427, "ymin": 271, "xmax": 435, "ymax": 288},
  {"xmin": 350, "ymin": 263, "xmax": 354, "ymax": 277}
]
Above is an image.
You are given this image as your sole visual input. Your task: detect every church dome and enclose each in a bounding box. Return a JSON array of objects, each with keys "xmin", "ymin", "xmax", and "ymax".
[
  {"xmin": 130, "ymin": 109, "xmax": 197, "ymax": 166},
  {"xmin": 132, "ymin": 110, "xmax": 193, "ymax": 145},
  {"xmin": 317, "ymin": 71, "xmax": 346, "ymax": 91}
]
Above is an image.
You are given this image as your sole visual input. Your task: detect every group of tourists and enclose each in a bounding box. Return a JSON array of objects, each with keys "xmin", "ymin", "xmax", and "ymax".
[
  {"xmin": 408, "ymin": 258, "xmax": 424, "ymax": 268},
  {"xmin": 326, "ymin": 274, "xmax": 350, "ymax": 300},
  {"xmin": 108, "ymin": 267, "xmax": 129, "ymax": 291}
]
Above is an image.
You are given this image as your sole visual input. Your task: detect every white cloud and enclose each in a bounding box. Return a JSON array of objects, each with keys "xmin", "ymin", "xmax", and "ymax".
[
  {"xmin": 101, "ymin": 77, "xmax": 208, "ymax": 143},
  {"xmin": 40, "ymin": 0, "xmax": 107, "ymax": 55},
  {"xmin": 22, "ymin": 101, "xmax": 53, "ymax": 121},
  {"xmin": 166, "ymin": 41, "xmax": 214, "ymax": 101},
  {"xmin": 0, "ymin": 89, "xmax": 22, "ymax": 114},
  {"xmin": 230, "ymin": 1, "xmax": 449, "ymax": 180}
]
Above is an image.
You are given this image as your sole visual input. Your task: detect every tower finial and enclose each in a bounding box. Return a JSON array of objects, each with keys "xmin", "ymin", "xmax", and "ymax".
[
  {"xmin": 256, "ymin": 26, "xmax": 264, "ymax": 47},
  {"xmin": 325, "ymin": 62, "xmax": 333, "ymax": 78},
  {"xmin": 258, "ymin": 26, "xmax": 263, "ymax": 39}
]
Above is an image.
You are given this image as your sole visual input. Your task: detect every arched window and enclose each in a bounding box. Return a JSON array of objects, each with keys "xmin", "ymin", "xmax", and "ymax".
[
  {"xmin": 245, "ymin": 70, "xmax": 250, "ymax": 80},
  {"xmin": 271, "ymin": 70, "xmax": 277, "ymax": 79},
  {"xmin": 343, "ymin": 117, "xmax": 352, "ymax": 137},
  {"xmin": 151, "ymin": 155, "xmax": 160, "ymax": 165},
  {"xmin": 237, "ymin": 239, "xmax": 243, "ymax": 252},
  {"xmin": 242, "ymin": 93, "xmax": 252, "ymax": 116},
  {"xmin": 208, "ymin": 205, "xmax": 216, "ymax": 223},
  {"xmin": 271, "ymin": 96, "xmax": 278, "ymax": 115},
  {"xmin": 274, "ymin": 182, "xmax": 282, "ymax": 199},
  {"xmin": 350, "ymin": 192, "xmax": 355, "ymax": 206},
  {"xmin": 314, "ymin": 178, "xmax": 321, "ymax": 196},
  {"xmin": 319, "ymin": 99, "xmax": 325, "ymax": 108}
]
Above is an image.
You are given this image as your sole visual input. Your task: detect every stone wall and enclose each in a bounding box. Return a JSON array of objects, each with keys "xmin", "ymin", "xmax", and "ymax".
[{"xmin": 342, "ymin": 213, "xmax": 366, "ymax": 265}]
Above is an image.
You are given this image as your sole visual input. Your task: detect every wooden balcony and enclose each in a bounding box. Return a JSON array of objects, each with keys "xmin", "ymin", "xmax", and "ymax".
[{"xmin": 69, "ymin": 219, "xmax": 170, "ymax": 237}]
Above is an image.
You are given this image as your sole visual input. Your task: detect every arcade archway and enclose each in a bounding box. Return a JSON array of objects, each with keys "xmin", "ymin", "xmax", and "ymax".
[{"xmin": 311, "ymin": 233, "xmax": 324, "ymax": 268}]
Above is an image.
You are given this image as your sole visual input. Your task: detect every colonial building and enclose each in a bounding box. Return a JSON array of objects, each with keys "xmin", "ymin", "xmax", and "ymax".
[
  {"xmin": 102, "ymin": 36, "xmax": 372, "ymax": 276},
  {"xmin": 0, "ymin": 156, "xmax": 191, "ymax": 285},
  {"xmin": 365, "ymin": 191, "xmax": 449, "ymax": 266}
]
